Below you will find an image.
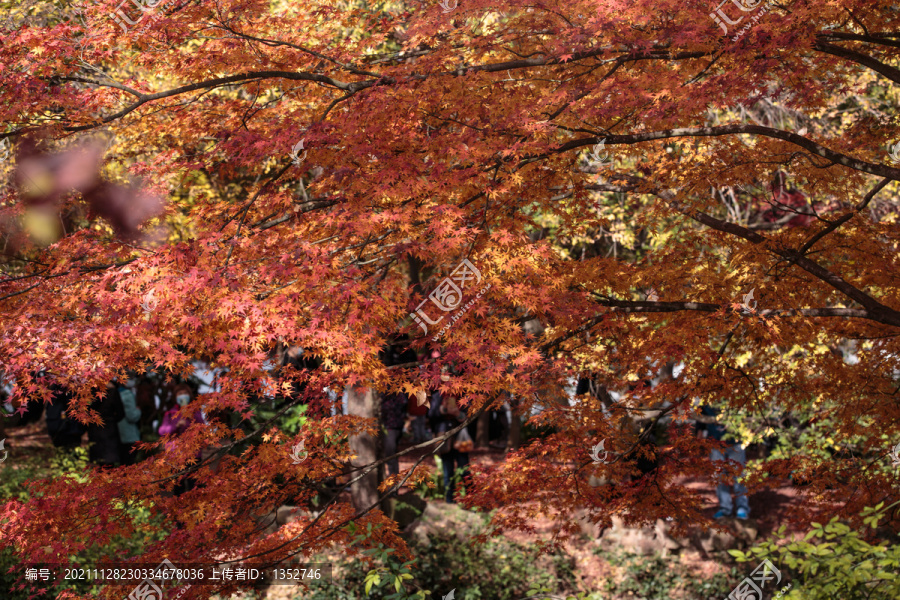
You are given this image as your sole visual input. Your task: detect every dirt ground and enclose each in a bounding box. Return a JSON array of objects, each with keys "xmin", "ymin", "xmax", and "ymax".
[{"xmin": 392, "ymin": 439, "xmax": 808, "ymax": 592}]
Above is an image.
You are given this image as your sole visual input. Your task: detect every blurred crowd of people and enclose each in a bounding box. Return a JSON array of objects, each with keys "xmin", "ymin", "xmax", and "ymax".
[
  {"xmin": 3, "ymin": 365, "xmax": 222, "ymax": 468},
  {"xmin": 0, "ymin": 344, "xmax": 511, "ymax": 504},
  {"xmin": 1, "ymin": 350, "xmax": 752, "ymax": 513}
]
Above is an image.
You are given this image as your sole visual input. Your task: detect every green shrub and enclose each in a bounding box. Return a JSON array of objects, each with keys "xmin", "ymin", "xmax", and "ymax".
[
  {"xmin": 0, "ymin": 447, "xmax": 170, "ymax": 598},
  {"xmin": 301, "ymin": 518, "xmax": 577, "ymax": 600},
  {"xmin": 598, "ymin": 551, "xmax": 739, "ymax": 600},
  {"xmin": 0, "ymin": 445, "xmax": 93, "ymax": 504},
  {"xmin": 734, "ymin": 501, "xmax": 900, "ymax": 600},
  {"xmin": 409, "ymin": 526, "xmax": 574, "ymax": 599},
  {"xmin": 0, "ymin": 546, "xmax": 53, "ymax": 600}
]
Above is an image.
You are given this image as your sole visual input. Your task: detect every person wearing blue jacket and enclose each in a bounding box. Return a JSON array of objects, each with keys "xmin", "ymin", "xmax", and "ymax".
[
  {"xmin": 699, "ymin": 404, "xmax": 750, "ymax": 520},
  {"xmin": 117, "ymin": 380, "xmax": 142, "ymax": 465}
]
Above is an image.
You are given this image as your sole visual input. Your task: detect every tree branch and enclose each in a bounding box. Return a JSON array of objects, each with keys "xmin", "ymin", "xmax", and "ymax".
[
  {"xmin": 814, "ymin": 40, "xmax": 900, "ymax": 86},
  {"xmin": 557, "ymin": 125, "xmax": 900, "ymax": 181}
]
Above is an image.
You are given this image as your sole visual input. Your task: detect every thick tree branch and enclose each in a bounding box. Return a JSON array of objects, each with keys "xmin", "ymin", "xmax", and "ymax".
[
  {"xmin": 679, "ymin": 209, "xmax": 900, "ymax": 326},
  {"xmin": 36, "ymin": 48, "xmax": 707, "ymax": 137},
  {"xmin": 558, "ymin": 125, "xmax": 900, "ymax": 181},
  {"xmin": 814, "ymin": 40, "xmax": 900, "ymax": 85},
  {"xmin": 818, "ymin": 31, "xmax": 900, "ymax": 50},
  {"xmin": 794, "ymin": 177, "xmax": 889, "ymax": 257},
  {"xmin": 657, "ymin": 193, "xmax": 900, "ymax": 327},
  {"xmin": 52, "ymin": 71, "xmax": 361, "ymax": 133},
  {"xmin": 580, "ymin": 176, "xmax": 900, "ymax": 327},
  {"xmin": 592, "ymin": 299, "xmax": 870, "ymax": 320}
]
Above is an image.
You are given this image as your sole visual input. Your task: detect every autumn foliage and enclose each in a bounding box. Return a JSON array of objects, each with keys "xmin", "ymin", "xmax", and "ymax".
[{"xmin": 1, "ymin": 0, "xmax": 900, "ymax": 597}]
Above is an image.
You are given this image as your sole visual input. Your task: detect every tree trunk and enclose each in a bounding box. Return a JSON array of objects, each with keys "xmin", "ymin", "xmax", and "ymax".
[
  {"xmin": 508, "ymin": 395, "xmax": 522, "ymax": 451},
  {"xmin": 475, "ymin": 410, "xmax": 490, "ymax": 449},
  {"xmin": 346, "ymin": 385, "xmax": 381, "ymax": 514}
]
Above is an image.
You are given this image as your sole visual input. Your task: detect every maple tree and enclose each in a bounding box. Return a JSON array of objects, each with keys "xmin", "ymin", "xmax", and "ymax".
[{"xmin": 1, "ymin": 0, "xmax": 900, "ymax": 597}]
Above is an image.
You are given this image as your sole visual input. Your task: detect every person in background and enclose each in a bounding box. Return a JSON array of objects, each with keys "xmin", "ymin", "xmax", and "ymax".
[
  {"xmin": 627, "ymin": 380, "xmax": 661, "ymax": 481},
  {"xmin": 428, "ymin": 367, "xmax": 473, "ymax": 504},
  {"xmin": 409, "ymin": 390, "xmax": 430, "ymax": 444},
  {"xmin": 135, "ymin": 374, "xmax": 161, "ymax": 447},
  {"xmin": 15, "ymin": 372, "xmax": 47, "ymax": 426},
  {"xmin": 117, "ymin": 378, "xmax": 142, "ymax": 465},
  {"xmin": 158, "ymin": 383, "xmax": 204, "ymax": 447},
  {"xmin": 159, "ymin": 383, "xmax": 205, "ymax": 495},
  {"xmin": 87, "ymin": 382, "xmax": 125, "ymax": 467},
  {"xmin": 699, "ymin": 404, "xmax": 750, "ymax": 520},
  {"xmin": 45, "ymin": 380, "xmax": 85, "ymax": 450},
  {"xmin": 381, "ymin": 390, "xmax": 408, "ymax": 477},
  {"xmin": 389, "ymin": 340, "xmax": 428, "ymax": 444},
  {"xmin": 488, "ymin": 400, "xmax": 510, "ymax": 449},
  {"xmin": 380, "ymin": 336, "xmax": 420, "ymax": 475},
  {"xmin": 200, "ymin": 406, "xmax": 233, "ymax": 476}
]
